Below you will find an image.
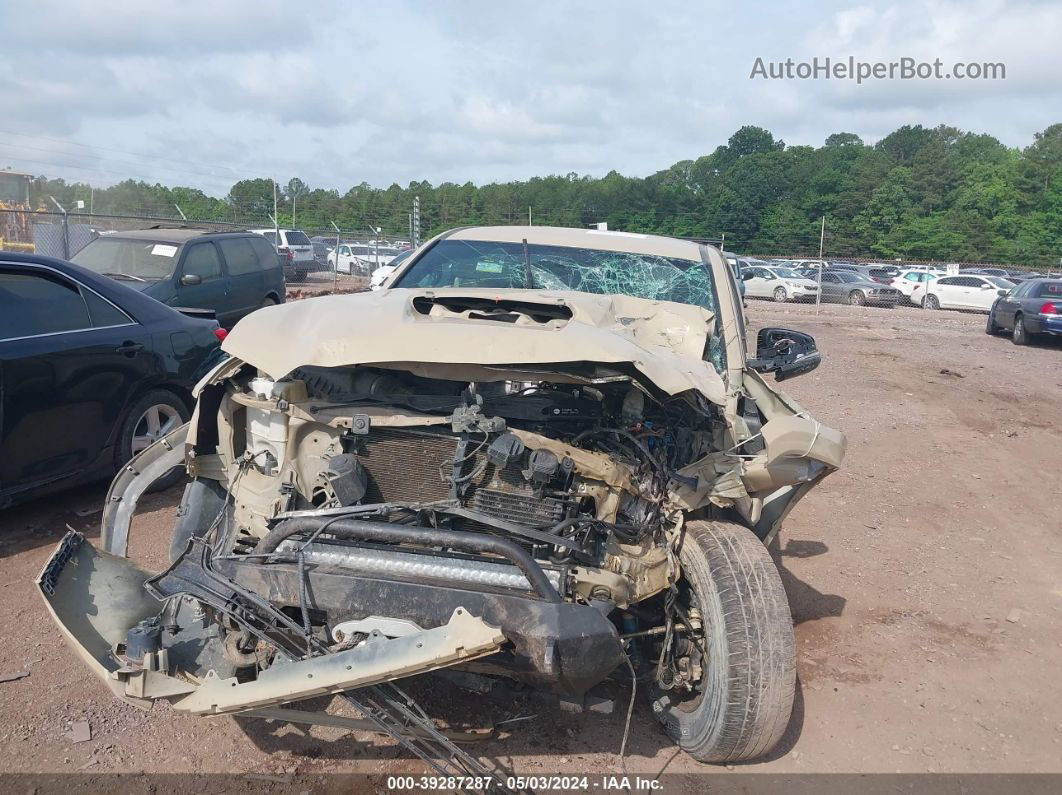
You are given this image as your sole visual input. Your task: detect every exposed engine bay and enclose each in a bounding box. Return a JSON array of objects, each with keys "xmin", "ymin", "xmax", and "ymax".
[{"xmin": 171, "ymin": 360, "xmax": 731, "ymax": 694}]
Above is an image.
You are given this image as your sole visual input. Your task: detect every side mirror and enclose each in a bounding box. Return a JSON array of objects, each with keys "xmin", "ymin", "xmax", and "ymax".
[
  {"xmin": 748, "ymin": 327, "xmax": 821, "ymax": 382},
  {"xmin": 997, "ymin": 289, "xmax": 1009, "ymax": 297},
  {"xmin": 180, "ymin": 274, "xmax": 202, "ymax": 286},
  {"xmin": 741, "ymin": 272, "xmax": 754, "ymax": 280}
]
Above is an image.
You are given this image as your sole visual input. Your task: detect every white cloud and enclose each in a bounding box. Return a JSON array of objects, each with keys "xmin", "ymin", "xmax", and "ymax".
[{"xmin": 0, "ymin": 0, "xmax": 1058, "ymax": 194}]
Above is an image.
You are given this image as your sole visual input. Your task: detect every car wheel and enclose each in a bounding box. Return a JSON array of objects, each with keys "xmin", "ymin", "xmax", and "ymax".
[
  {"xmin": 650, "ymin": 521, "xmax": 795, "ymax": 763},
  {"xmin": 925, "ymin": 294, "xmax": 940, "ymax": 310},
  {"xmin": 986, "ymin": 309, "xmax": 1002, "ymax": 335},
  {"xmin": 115, "ymin": 390, "xmax": 190, "ymax": 492},
  {"xmin": 772, "ymin": 286, "xmax": 788, "ymax": 303},
  {"xmin": 848, "ymin": 290, "xmax": 866, "ymax": 306},
  {"xmin": 1012, "ymin": 314, "xmax": 1029, "ymax": 345}
]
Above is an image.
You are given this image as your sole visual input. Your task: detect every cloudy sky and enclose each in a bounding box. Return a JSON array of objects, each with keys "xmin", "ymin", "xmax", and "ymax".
[{"xmin": 0, "ymin": 0, "xmax": 1059, "ymax": 196}]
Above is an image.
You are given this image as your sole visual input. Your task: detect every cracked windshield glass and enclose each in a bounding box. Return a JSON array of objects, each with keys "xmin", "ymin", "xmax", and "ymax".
[{"xmin": 394, "ymin": 239, "xmax": 717, "ymax": 312}]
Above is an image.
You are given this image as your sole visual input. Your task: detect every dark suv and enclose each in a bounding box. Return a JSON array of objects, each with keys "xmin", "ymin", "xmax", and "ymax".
[{"xmin": 71, "ymin": 229, "xmax": 285, "ymax": 328}]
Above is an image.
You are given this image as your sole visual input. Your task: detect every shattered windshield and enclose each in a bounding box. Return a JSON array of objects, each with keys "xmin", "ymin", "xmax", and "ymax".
[{"xmin": 392, "ymin": 239, "xmax": 717, "ymax": 312}]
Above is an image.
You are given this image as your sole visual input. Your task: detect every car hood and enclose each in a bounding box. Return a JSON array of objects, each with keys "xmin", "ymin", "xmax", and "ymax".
[{"xmin": 222, "ymin": 287, "xmax": 727, "ymax": 403}]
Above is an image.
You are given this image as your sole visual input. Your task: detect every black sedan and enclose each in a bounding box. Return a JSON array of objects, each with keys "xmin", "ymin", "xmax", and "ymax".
[
  {"xmin": 0, "ymin": 253, "xmax": 225, "ymax": 508},
  {"xmin": 987, "ymin": 278, "xmax": 1062, "ymax": 345}
]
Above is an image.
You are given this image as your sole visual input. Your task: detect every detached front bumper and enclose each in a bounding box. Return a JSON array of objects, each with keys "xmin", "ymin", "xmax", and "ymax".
[
  {"xmin": 37, "ymin": 532, "xmax": 509, "ymax": 714},
  {"xmin": 38, "ymin": 528, "xmax": 624, "ymax": 715}
]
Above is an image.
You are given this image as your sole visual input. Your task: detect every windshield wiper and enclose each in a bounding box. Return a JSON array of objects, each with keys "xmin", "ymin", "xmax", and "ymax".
[{"xmin": 101, "ymin": 272, "xmax": 146, "ymax": 282}]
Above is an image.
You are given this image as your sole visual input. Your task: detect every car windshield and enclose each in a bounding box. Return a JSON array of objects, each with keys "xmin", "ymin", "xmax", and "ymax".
[
  {"xmin": 393, "ymin": 239, "xmax": 716, "ymax": 311},
  {"xmin": 769, "ymin": 267, "xmax": 800, "ymax": 279},
  {"xmin": 986, "ymin": 277, "xmax": 1015, "ymax": 288},
  {"xmin": 71, "ymin": 237, "xmax": 179, "ymax": 280}
]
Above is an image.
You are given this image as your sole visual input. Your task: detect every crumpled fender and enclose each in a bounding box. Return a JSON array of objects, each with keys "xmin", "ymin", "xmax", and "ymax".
[{"xmin": 100, "ymin": 424, "xmax": 188, "ymax": 557}]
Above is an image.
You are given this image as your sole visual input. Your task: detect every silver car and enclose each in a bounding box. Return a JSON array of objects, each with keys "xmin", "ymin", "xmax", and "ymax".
[{"xmin": 819, "ymin": 270, "xmax": 901, "ymax": 306}]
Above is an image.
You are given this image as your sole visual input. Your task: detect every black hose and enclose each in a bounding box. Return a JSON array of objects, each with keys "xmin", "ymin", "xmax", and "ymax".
[{"xmin": 254, "ymin": 517, "xmax": 562, "ymax": 602}]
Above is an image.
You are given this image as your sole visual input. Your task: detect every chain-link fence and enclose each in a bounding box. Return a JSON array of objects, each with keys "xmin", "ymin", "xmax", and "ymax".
[{"xmin": 0, "ymin": 209, "xmax": 406, "ymax": 281}]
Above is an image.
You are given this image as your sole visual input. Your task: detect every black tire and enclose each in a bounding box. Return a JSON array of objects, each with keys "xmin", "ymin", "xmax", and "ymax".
[
  {"xmin": 651, "ymin": 521, "xmax": 795, "ymax": 763},
  {"xmin": 772, "ymin": 286, "xmax": 788, "ymax": 303},
  {"xmin": 986, "ymin": 309, "xmax": 1002, "ymax": 335},
  {"xmin": 848, "ymin": 290, "xmax": 866, "ymax": 306},
  {"xmin": 114, "ymin": 389, "xmax": 190, "ymax": 492},
  {"xmin": 1012, "ymin": 314, "xmax": 1029, "ymax": 345},
  {"xmin": 925, "ymin": 294, "xmax": 940, "ymax": 310}
]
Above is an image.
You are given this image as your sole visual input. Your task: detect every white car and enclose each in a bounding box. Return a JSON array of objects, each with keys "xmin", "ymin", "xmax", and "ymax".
[
  {"xmin": 918, "ymin": 274, "xmax": 1015, "ymax": 312},
  {"xmin": 251, "ymin": 229, "xmax": 316, "ymax": 282},
  {"xmin": 328, "ymin": 243, "xmax": 403, "ymax": 275},
  {"xmin": 742, "ymin": 265, "xmax": 820, "ymax": 302},
  {"xmin": 890, "ymin": 269, "xmax": 939, "ymax": 303},
  {"xmin": 368, "ymin": 250, "xmax": 413, "ymax": 289}
]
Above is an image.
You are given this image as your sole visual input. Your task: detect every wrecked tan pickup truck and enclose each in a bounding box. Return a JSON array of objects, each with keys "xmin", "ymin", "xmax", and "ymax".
[{"xmin": 39, "ymin": 226, "xmax": 844, "ymax": 771}]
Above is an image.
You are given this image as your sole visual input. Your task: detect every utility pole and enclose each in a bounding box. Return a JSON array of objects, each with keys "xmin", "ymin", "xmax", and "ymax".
[
  {"xmin": 174, "ymin": 204, "xmax": 187, "ymax": 221},
  {"xmin": 273, "ymin": 180, "xmax": 279, "ymax": 239},
  {"xmin": 292, "ymin": 193, "xmax": 296, "ymax": 228},
  {"xmin": 815, "ymin": 216, "xmax": 825, "ymax": 309},
  {"xmin": 528, "ymin": 205, "xmax": 532, "ymax": 226},
  {"xmin": 330, "ymin": 221, "xmax": 341, "ymax": 290},
  {"xmin": 412, "ymin": 196, "xmax": 420, "ymax": 248}
]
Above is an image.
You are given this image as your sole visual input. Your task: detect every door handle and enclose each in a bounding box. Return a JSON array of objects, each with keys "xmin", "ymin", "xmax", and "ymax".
[{"xmin": 116, "ymin": 341, "xmax": 144, "ymax": 356}]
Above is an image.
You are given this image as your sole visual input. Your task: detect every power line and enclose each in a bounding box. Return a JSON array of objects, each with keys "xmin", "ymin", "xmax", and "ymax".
[{"xmin": 0, "ymin": 129, "xmax": 243, "ymax": 177}]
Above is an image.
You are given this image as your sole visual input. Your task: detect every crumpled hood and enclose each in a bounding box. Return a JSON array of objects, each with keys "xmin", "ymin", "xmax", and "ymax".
[{"xmin": 223, "ymin": 288, "xmax": 726, "ymax": 403}]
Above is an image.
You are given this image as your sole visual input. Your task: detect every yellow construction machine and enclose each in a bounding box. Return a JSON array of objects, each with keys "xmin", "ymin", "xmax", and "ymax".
[{"xmin": 0, "ymin": 169, "xmax": 38, "ymax": 253}]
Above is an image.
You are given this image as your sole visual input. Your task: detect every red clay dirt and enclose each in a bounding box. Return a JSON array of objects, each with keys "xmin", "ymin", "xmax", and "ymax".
[{"xmin": 0, "ymin": 301, "xmax": 1059, "ymax": 784}]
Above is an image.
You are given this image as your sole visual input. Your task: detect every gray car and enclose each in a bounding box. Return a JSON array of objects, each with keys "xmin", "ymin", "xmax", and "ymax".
[{"xmin": 819, "ymin": 270, "xmax": 901, "ymax": 306}]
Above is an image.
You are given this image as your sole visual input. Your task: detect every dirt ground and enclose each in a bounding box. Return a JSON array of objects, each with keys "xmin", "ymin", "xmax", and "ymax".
[{"xmin": 0, "ymin": 299, "xmax": 1060, "ymax": 785}]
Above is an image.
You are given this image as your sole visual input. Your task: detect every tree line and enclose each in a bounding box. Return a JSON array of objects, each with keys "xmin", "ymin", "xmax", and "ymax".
[{"xmin": 19, "ymin": 123, "xmax": 1062, "ymax": 266}]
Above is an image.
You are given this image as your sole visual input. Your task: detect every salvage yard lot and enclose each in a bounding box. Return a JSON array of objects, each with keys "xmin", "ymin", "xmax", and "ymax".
[{"xmin": 0, "ymin": 300, "xmax": 1058, "ymax": 782}]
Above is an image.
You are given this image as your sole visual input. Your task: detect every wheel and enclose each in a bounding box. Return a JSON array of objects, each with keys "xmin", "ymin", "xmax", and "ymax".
[
  {"xmin": 772, "ymin": 287, "xmax": 788, "ymax": 303},
  {"xmin": 651, "ymin": 521, "xmax": 795, "ymax": 763},
  {"xmin": 848, "ymin": 290, "xmax": 866, "ymax": 306},
  {"xmin": 924, "ymin": 294, "xmax": 940, "ymax": 310},
  {"xmin": 114, "ymin": 390, "xmax": 189, "ymax": 491},
  {"xmin": 986, "ymin": 309, "xmax": 1002, "ymax": 335},
  {"xmin": 1012, "ymin": 314, "xmax": 1029, "ymax": 345}
]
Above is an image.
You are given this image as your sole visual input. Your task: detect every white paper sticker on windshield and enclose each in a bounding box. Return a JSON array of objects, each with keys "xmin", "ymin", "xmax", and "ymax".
[{"xmin": 151, "ymin": 244, "xmax": 178, "ymax": 257}]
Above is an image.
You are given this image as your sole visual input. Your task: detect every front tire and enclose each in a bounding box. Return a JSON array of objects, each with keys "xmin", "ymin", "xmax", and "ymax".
[
  {"xmin": 115, "ymin": 390, "xmax": 190, "ymax": 492},
  {"xmin": 986, "ymin": 309, "xmax": 1002, "ymax": 335},
  {"xmin": 925, "ymin": 294, "xmax": 940, "ymax": 310},
  {"xmin": 772, "ymin": 287, "xmax": 788, "ymax": 303},
  {"xmin": 651, "ymin": 521, "xmax": 795, "ymax": 763},
  {"xmin": 848, "ymin": 290, "xmax": 866, "ymax": 306}
]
